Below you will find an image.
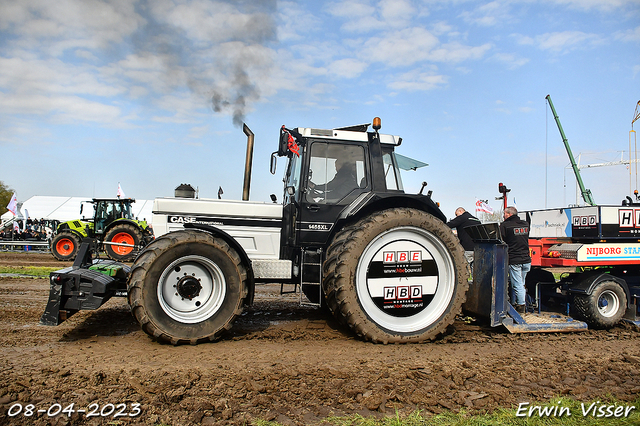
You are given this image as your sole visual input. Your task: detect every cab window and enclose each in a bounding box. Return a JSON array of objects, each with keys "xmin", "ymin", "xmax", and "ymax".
[
  {"xmin": 382, "ymin": 151, "xmax": 404, "ymax": 191},
  {"xmin": 284, "ymin": 152, "xmax": 303, "ymax": 202},
  {"xmin": 306, "ymin": 142, "xmax": 367, "ymax": 203}
]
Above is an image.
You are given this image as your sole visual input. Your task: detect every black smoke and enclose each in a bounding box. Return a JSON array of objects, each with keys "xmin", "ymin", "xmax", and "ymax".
[{"xmin": 128, "ymin": 0, "xmax": 277, "ymax": 127}]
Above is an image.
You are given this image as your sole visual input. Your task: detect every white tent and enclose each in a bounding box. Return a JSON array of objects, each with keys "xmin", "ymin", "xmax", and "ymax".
[{"xmin": 1, "ymin": 196, "xmax": 153, "ymax": 223}]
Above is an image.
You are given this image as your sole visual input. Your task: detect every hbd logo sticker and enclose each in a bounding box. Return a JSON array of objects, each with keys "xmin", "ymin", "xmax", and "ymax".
[{"xmin": 384, "ymin": 286, "xmax": 423, "ymax": 300}]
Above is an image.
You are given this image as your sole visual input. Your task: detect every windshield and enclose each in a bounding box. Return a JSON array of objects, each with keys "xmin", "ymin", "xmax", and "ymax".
[
  {"xmin": 122, "ymin": 202, "xmax": 133, "ymax": 219},
  {"xmin": 307, "ymin": 142, "xmax": 366, "ymax": 203}
]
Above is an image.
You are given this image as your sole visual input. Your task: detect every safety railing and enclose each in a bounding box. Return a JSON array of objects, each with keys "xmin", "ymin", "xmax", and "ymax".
[{"xmin": 0, "ymin": 240, "xmax": 50, "ymax": 252}]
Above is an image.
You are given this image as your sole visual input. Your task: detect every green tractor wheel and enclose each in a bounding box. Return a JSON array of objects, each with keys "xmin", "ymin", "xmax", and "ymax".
[
  {"xmin": 104, "ymin": 223, "xmax": 143, "ymax": 261},
  {"xmin": 51, "ymin": 232, "xmax": 80, "ymax": 261}
]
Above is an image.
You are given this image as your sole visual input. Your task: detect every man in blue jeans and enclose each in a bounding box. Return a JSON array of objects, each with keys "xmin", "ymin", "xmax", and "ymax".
[{"xmin": 499, "ymin": 206, "xmax": 531, "ymax": 313}]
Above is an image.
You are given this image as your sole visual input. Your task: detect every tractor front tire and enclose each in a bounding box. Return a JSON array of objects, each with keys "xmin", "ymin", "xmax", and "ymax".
[
  {"xmin": 127, "ymin": 230, "xmax": 249, "ymax": 345},
  {"xmin": 573, "ymin": 280, "xmax": 627, "ymax": 329},
  {"xmin": 104, "ymin": 223, "xmax": 143, "ymax": 261},
  {"xmin": 323, "ymin": 208, "xmax": 469, "ymax": 343},
  {"xmin": 51, "ymin": 232, "xmax": 80, "ymax": 261}
]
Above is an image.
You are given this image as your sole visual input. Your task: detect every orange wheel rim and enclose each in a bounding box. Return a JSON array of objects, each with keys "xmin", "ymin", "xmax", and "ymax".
[
  {"xmin": 55, "ymin": 238, "xmax": 75, "ymax": 256},
  {"xmin": 111, "ymin": 232, "xmax": 135, "ymax": 255}
]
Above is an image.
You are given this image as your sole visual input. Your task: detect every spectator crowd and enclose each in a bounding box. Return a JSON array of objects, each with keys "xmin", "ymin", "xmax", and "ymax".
[{"xmin": 0, "ymin": 218, "xmax": 57, "ymax": 241}]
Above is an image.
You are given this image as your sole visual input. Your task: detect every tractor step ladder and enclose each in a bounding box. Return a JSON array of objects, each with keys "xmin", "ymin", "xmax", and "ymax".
[
  {"xmin": 299, "ymin": 247, "xmax": 323, "ymax": 307},
  {"xmin": 277, "ymin": 248, "xmax": 323, "ymax": 307}
]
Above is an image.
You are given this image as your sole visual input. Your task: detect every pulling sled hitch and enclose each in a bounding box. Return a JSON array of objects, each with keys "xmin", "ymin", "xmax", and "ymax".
[{"xmin": 40, "ymin": 238, "xmax": 130, "ymax": 326}]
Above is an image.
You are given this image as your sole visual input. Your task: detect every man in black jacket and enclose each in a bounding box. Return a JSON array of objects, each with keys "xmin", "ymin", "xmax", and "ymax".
[
  {"xmin": 447, "ymin": 207, "xmax": 481, "ymax": 263},
  {"xmin": 499, "ymin": 206, "xmax": 531, "ymax": 313}
]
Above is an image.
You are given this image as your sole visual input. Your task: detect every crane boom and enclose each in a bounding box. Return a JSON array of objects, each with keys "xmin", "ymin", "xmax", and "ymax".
[{"xmin": 546, "ymin": 94, "xmax": 596, "ymax": 206}]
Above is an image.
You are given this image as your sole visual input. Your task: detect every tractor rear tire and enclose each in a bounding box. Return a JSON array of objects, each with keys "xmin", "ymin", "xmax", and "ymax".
[
  {"xmin": 104, "ymin": 223, "xmax": 143, "ymax": 261},
  {"xmin": 127, "ymin": 230, "xmax": 249, "ymax": 345},
  {"xmin": 573, "ymin": 280, "xmax": 627, "ymax": 329},
  {"xmin": 323, "ymin": 208, "xmax": 469, "ymax": 343},
  {"xmin": 51, "ymin": 232, "xmax": 80, "ymax": 261}
]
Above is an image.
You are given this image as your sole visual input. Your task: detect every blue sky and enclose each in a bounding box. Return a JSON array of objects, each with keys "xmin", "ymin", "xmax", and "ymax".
[{"xmin": 1, "ymin": 0, "xmax": 639, "ymax": 220}]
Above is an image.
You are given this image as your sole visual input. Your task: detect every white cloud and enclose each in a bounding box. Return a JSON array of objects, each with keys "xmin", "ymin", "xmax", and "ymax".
[
  {"xmin": 615, "ymin": 25, "xmax": 640, "ymax": 42},
  {"xmin": 187, "ymin": 125, "xmax": 210, "ymax": 139},
  {"xmin": 0, "ymin": 0, "xmax": 142, "ymax": 53},
  {"xmin": 327, "ymin": 0, "xmax": 415, "ymax": 32},
  {"xmin": 277, "ymin": 1, "xmax": 319, "ymax": 42},
  {"xmin": 342, "ymin": 15, "xmax": 385, "ymax": 33},
  {"xmin": 545, "ymin": 0, "xmax": 640, "ymax": 12},
  {"xmin": 536, "ymin": 31, "xmax": 605, "ymax": 52},
  {"xmin": 1, "ymin": 0, "xmax": 632, "ymax": 130},
  {"xmin": 0, "ymin": 55, "xmax": 124, "ymax": 99},
  {"xmin": 379, "ymin": 0, "xmax": 416, "ymax": 28},
  {"xmin": 0, "ymin": 92, "xmax": 121, "ymax": 123},
  {"xmin": 327, "ymin": 0, "xmax": 376, "ymax": 19},
  {"xmin": 459, "ymin": 0, "xmax": 514, "ymax": 27},
  {"xmin": 388, "ymin": 70, "xmax": 448, "ymax": 91},
  {"xmin": 514, "ymin": 31, "xmax": 605, "ymax": 53},
  {"xmin": 431, "ymin": 21, "xmax": 454, "ymax": 36},
  {"xmin": 429, "ymin": 42, "xmax": 492, "ymax": 62},
  {"xmin": 0, "ymin": 0, "xmax": 282, "ymax": 128},
  {"xmin": 149, "ymin": 0, "xmax": 276, "ymax": 44},
  {"xmin": 328, "ymin": 58, "xmax": 369, "ymax": 78},
  {"xmin": 491, "ymin": 52, "xmax": 530, "ymax": 69},
  {"xmin": 361, "ymin": 27, "xmax": 440, "ymax": 65}
]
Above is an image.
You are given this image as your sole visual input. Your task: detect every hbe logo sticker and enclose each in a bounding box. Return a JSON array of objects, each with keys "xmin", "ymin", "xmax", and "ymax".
[{"xmin": 383, "ymin": 251, "xmax": 422, "ymax": 264}]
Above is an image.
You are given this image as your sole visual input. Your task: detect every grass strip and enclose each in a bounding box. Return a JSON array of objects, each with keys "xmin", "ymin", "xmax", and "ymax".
[
  {"xmin": 0, "ymin": 266, "xmax": 59, "ymax": 277},
  {"xmin": 254, "ymin": 396, "xmax": 640, "ymax": 426}
]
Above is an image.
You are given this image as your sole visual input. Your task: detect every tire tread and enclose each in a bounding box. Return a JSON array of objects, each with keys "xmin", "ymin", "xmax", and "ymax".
[
  {"xmin": 127, "ymin": 230, "xmax": 248, "ymax": 345},
  {"xmin": 323, "ymin": 207, "xmax": 469, "ymax": 343}
]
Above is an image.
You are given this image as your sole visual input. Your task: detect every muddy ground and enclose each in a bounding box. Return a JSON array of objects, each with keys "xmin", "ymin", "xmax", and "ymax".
[{"xmin": 0, "ymin": 252, "xmax": 639, "ymax": 426}]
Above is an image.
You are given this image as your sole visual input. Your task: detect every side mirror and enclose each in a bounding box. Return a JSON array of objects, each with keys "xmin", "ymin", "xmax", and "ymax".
[
  {"xmin": 270, "ymin": 194, "xmax": 277, "ymax": 203},
  {"xmin": 286, "ymin": 186, "xmax": 295, "ymax": 196},
  {"xmin": 80, "ymin": 204, "xmax": 83, "ymax": 214},
  {"xmin": 270, "ymin": 152, "xmax": 278, "ymax": 175}
]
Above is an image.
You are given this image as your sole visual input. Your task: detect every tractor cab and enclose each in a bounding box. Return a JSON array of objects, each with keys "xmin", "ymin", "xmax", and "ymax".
[
  {"xmin": 275, "ymin": 118, "xmax": 439, "ymax": 262},
  {"xmin": 91, "ymin": 199, "xmax": 136, "ymax": 234}
]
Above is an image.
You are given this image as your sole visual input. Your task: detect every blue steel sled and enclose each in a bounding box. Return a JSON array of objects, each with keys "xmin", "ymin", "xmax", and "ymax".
[{"xmin": 463, "ymin": 223, "xmax": 587, "ymax": 333}]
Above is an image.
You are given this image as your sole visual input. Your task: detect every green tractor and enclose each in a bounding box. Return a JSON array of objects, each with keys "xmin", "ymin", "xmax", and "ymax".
[{"xmin": 50, "ymin": 198, "xmax": 154, "ymax": 261}]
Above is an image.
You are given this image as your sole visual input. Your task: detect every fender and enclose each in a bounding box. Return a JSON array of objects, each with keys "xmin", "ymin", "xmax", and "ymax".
[
  {"xmin": 103, "ymin": 218, "xmax": 148, "ymax": 234},
  {"xmin": 329, "ymin": 192, "xmax": 447, "ymax": 245},
  {"xmin": 56, "ymin": 229, "xmax": 86, "ymax": 241},
  {"xmin": 567, "ymin": 271, "xmax": 633, "ymax": 309},
  {"xmin": 183, "ymin": 222, "xmax": 255, "ymax": 305},
  {"xmin": 338, "ymin": 192, "xmax": 446, "ymax": 223}
]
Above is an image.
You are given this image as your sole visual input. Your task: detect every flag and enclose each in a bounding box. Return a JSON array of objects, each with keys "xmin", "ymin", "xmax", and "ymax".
[
  {"xmin": 23, "ymin": 209, "xmax": 29, "ymax": 232},
  {"xmin": 475, "ymin": 198, "xmax": 494, "ymax": 214},
  {"xmin": 117, "ymin": 183, "xmax": 125, "ymax": 198},
  {"xmin": 513, "ymin": 197, "xmax": 517, "ymax": 210},
  {"xmin": 13, "ymin": 221, "xmax": 19, "ymax": 232},
  {"xmin": 6, "ymin": 193, "xmax": 17, "ymax": 215}
]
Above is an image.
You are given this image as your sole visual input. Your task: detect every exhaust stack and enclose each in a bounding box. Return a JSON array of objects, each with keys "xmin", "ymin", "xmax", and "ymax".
[{"xmin": 242, "ymin": 124, "xmax": 255, "ymax": 201}]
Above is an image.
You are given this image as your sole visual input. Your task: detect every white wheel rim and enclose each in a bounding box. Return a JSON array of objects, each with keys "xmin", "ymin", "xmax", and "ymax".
[
  {"xmin": 157, "ymin": 255, "xmax": 226, "ymax": 324},
  {"xmin": 598, "ymin": 289, "xmax": 620, "ymax": 318},
  {"xmin": 356, "ymin": 226, "xmax": 456, "ymax": 333}
]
